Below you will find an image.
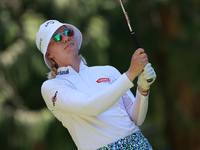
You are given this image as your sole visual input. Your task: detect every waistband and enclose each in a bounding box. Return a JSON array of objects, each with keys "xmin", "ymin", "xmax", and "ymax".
[{"xmin": 97, "ymin": 131, "xmax": 153, "ymax": 150}]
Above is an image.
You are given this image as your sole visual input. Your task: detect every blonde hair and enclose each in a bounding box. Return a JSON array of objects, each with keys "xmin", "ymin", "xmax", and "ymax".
[{"xmin": 47, "ymin": 55, "xmax": 87, "ymax": 79}]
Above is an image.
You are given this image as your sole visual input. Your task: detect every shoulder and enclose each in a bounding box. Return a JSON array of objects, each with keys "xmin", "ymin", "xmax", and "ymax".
[
  {"xmin": 89, "ymin": 65, "xmax": 119, "ymax": 73},
  {"xmin": 41, "ymin": 78, "xmax": 63, "ymax": 91}
]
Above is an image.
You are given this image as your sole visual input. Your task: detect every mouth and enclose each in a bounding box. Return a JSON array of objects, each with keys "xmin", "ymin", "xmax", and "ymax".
[{"xmin": 65, "ymin": 43, "xmax": 74, "ymax": 49}]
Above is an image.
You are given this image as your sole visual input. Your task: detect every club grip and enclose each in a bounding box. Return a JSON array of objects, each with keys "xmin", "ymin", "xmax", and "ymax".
[{"xmin": 131, "ymin": 31, "xmax": 140, "ymax": 49}]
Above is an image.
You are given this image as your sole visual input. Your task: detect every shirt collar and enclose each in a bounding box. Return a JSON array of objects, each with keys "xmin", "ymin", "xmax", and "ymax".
[{"xmin": 56, "ymin": 61, "xmax": 87, "ymax": 77}]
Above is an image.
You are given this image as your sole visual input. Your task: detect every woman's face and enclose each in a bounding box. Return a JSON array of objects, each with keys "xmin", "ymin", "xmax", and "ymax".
[{"xmin": 46, "ymin": 25, "xmax": 79, "ymax": 67}]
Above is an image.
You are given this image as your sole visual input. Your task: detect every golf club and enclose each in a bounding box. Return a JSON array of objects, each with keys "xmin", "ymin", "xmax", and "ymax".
[{"xmin": 119, "ymin": 0, "xmax": 153, "ymax": 83}]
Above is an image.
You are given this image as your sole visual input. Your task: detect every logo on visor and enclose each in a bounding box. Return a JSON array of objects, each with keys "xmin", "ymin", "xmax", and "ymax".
[
  {"xmin": 45, "ymin": 21, "xmax": 55, "ymax": 27},
  {"xmin": 96, "ymin": 78, "xmax": 110, "ymax": 83},
  {"xmin": 39, "ymin": 38, "xmax": 42, "ymax": 50}
]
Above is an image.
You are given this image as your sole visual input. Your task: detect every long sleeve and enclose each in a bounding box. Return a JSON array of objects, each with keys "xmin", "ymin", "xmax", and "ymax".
[
  {"xmin": 42, "ymin": 73, "xmax": 134, "ymax": 116},
  {"xmin": 122, "ymin": 89, "xmax": 149, "ymax": 126}
]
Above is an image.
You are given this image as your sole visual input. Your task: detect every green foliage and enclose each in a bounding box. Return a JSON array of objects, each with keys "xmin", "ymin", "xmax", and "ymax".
[{"xmin": 0, "ymin": 0, "xmax": 200, "ymax": 149}]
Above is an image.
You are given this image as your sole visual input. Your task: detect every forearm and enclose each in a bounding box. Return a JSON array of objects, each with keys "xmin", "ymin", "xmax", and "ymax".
[
  {"xmin": 123, "ymin": 88, "xmax": 149, "ymax": 126},
  {"xmin": 134, "ymin": 89, "xmax": 149, "ymax": 126},
  {"xmin": 80, "ymin": 73, "xmax": 134, "ymax": 116}
]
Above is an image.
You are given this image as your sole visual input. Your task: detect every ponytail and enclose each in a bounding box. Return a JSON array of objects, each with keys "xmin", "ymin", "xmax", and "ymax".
[
  {"xmin": 47, "ymin": 59, "xmax": 58, "ymax": 79},
  {"xmin": 47, "ymin": 55, "xmax": 87, "ymax": 79}
]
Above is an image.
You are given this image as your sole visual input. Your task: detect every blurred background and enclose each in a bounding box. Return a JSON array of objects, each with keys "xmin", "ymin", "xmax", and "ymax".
[{"xmin": 0, "ymin": 0, "xmax": 200, "ymax": 149}]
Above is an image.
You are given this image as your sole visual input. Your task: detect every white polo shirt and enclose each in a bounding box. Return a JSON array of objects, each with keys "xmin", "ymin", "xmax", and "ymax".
[{"xmin": 41, "ymin": 61, "xmax": 148, "ymax": 150}]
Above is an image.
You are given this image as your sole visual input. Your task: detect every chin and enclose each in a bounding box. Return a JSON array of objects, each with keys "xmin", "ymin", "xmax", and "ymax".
[{"xmin": 67, "ymin": 47, "xmax": 79, "ymax": 55}]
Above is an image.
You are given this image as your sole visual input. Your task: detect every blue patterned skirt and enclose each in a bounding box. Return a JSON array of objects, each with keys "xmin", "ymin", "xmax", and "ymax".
[{"xmin": 97, "ymin": 131, "xmax": 153, "ymax": 150}]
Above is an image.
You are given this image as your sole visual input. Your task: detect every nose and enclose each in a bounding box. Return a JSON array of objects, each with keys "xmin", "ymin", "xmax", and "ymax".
[{"xmin": 62, "ymin": 34, "xmax": 69, "ymax": 43}]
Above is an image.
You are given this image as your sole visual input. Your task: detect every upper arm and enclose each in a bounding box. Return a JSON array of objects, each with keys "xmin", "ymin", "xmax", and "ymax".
[{"xmin": 41, "ymin": 80, "xmax": 92, "ymax": 115}]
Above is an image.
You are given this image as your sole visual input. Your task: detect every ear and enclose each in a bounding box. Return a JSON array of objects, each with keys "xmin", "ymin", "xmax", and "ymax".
[{"xmin": 45, "ymin": 51, "xmax": 54, "ymax": 59}]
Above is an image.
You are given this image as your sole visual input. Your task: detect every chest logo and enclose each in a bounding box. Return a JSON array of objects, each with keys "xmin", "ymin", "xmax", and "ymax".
[
  {"xmin": 56, "ymin": 69, "xmax": 69, "ymax": 75},
  {"xmin": 96, "ymin": 78, "xmax": 110, "ymax": 83}
]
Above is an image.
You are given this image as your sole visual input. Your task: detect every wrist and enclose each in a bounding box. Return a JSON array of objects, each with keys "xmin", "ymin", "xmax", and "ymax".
[
  {"xmin": 125, "ymin": 71, "xmax": 137, "ymax": 82},
  {"xmin": 138, "ymin": 85, "xmax": 149, "ymax": 96}
]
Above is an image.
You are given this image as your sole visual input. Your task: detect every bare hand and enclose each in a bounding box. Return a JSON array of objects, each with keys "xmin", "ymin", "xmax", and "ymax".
[{"xmin": 126, "ymin": 48, "xmax": 148, "ymax": 82}]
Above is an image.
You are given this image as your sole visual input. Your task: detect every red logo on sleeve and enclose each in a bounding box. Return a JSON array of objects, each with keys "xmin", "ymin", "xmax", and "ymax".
[
  {"xmin": 52, "ymin": 91, "xmax": 58, "ymax": 106},
  {"xmin": 96, "ymin": 78, "xmax": 110, "ymax": 83}
]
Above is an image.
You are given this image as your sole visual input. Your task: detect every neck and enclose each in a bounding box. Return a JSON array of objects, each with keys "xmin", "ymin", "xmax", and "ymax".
[
  {"xmin": 57, "ymin": 55, "xmax": 81, "ymax": 73},
  {"xmin": 71, "ymin": 55, "xmax": 81, "ymax": 73}
]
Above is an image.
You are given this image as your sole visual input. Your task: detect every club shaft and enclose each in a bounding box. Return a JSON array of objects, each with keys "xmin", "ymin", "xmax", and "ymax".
[{"xmin": 119, "ymin": 0, "xmax": 140, "ymax": 49}]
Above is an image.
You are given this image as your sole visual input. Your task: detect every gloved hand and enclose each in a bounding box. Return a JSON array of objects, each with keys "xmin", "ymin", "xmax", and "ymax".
[{"xmin": 137, "ymin": 63, "xmax": 156, "ymax": 90}]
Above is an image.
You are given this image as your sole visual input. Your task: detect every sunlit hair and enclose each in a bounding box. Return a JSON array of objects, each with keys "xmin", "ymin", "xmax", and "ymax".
[
  {"xmin": 79, "ymin": 54, "xmax": 87, "ymax": 65},
  {"xmin": 47, "ymin": 55, "xmax": 87, "ymax": 79}
]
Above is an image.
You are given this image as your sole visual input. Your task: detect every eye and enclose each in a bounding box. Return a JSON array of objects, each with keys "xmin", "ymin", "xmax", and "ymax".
[
  {"xmin": 64, "ymin": 30, "xmax": 69, "ymax": 36},
  {"xmin": 53, "ymin": 34, "xmax": 62, "ymax": 43},
  {"xmin": 64, "ymin": 29, "xmax": 74, "ymax": 37}
]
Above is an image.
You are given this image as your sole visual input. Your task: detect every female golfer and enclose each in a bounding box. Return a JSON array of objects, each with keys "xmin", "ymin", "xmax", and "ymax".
[{"xmin": 36, "ymin": 20, "xmax": 156, "ymax": 150}]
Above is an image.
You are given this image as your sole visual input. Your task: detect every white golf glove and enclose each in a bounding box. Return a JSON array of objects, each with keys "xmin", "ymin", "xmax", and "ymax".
[{"xmin": 137, "ymin": 63, "xmax": 156, "ymax": 90}]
